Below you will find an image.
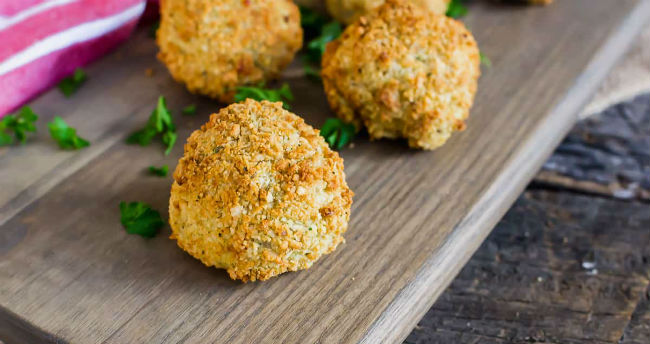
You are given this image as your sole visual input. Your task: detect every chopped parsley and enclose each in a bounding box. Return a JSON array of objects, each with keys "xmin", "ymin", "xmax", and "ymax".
[
  {"xmin": 320, "ymin": 118, "xmax": 355, "ymax": 150},
  {"xmin": 182, "ymin": 104, "xmax": 197, "ymax": 115},
  {"xmin": 127, "ymin": 96, "xmax": 177, "ymax": 155},
  {"xmin": 299, "ymin": 6, "xmax": 328, "ymax": 40},
  {"xmin": 446, "ymin": 0, "xmax": 468, "ymax": 18},
  {"xmin": 119, "ymin": 201, "xmax": 164, "ymax": 238},
  {"xmin": 0, "ymin": 106, "xmax": 38, "ymax": 145},
  {"xmin": 48, "ymin": 116, "xmax": 90, "ymax": 150},
  {"xmin": 480, "ymin": 52, "xmax": 491, "ymax": 67},
  {"xmin": 58, "ymin": 68, "xmax": 87, "ymax": 97},
  {"xmin": 307, "ymin": 21, "xmax": 342, "ymax": 60},
  {"xmin": 302, "ymin": 58, "xmax": 323, "ymax": 81},
  {"xmin": 303, "ymin": 21, "xmax": 342, "ymax": 81},
  {"xmin": 234, "ymin": 83, "xmax": 294, "ymax": 109},
  {"xmin": 148, "ymin": 164, "xmax": 169, "ymax": 177},
  {"xmin": 149, "ymin": 20, "xmax": 160, "ymax": 38},
  {"xmin": 162, "ymin": 131, "xmax": 177, "ymax": 155}
]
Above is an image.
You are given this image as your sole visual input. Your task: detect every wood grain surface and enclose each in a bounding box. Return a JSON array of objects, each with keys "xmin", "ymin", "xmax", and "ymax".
[
  {"xmin": 1, "ymin": 1, "xmax": 649, "ymax": 343},
  {"xmin": 407, "ymin": 189, "xmax": 650, "ymax": 344},
  {"xmin": 404, "ymin": 92, "xmax": 650, "ymax": 344}
]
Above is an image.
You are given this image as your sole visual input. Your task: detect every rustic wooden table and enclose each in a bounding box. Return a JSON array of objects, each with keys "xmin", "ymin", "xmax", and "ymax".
[{"xmin": 407, "ymin": 94, "xmax": 650, "ymax": 343}]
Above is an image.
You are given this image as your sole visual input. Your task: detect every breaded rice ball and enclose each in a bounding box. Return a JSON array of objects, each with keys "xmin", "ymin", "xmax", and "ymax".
[
  {"xmin": 157, "ymin": 0, "xmax": 303, "ymax": 103},
  {"xmin": 321, "ymin": 0, "xmax": 480, "ymax": 150},
  {"xmin": 326, "ymin": 0, "xmax": 449, "ymax": 25},
  {"xmin": 169, "ymin": 100, "xmax": 353, "ymax": 282}
]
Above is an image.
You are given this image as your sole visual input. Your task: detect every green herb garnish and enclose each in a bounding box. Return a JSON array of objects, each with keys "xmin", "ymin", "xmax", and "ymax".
[
  {"xmin": 127, "ymin": 96, "xmax": 177, "ymax": 155},
  {"xmin": 48, "ymin": 116, "xmax": 90, "ymax": 149},
  {"xmin": 58, "ymin": 68, "xmax": 87, "ymax": 97},
  {"xmin": 320, "ymin": 118, "xmax": 355, "ymax": 150},
  {"xmin": 299, "ymin": 6, "xmax": 328, "ymax": 40},
  {"xmin": 149, "ymin": 20, "xmax": 160, "ymax": 38},
  {"xmin": 148, "ymin": 165, "xmax": 169, "ymax": 177},
  {"xmin": 182, "ymin": 104, "xmax": 197, "ymax": 115},
  {"xmin": 480, "ymin": 52, "xmax": 491, "ymax": 67},
  {"xmin": 306, "ymin": 21, "xmax": 342, "ymax": 63},
  {"xmin": 446, "ymin": 0, "xmax": 468, "ymax": 18},
  {"xmin": 0, "ymin": 106, "xmax": 38, "ymax": 145},
  {"xmin": 303, "ymin": 21, "xmax": 342, "ymax": 81},
  {"xmin": 234, "ymin": 83, "xmax": 294, "ymax": 109},
  {"xmin": 302, "ymin": 58, "xmax": 322, "ymax": 81},
  {"xmin": 162, "ymin": 131, "xmax": 177, "ymax": 155},
  {"xmin": 119, "ymin": 201, "xmax": 164, "ymax": 238}
]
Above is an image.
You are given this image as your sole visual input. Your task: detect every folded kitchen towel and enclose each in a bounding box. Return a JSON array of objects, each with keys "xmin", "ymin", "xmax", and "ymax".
[
  {"xmin": 142, "ymin": 0, "xmax": 160, "ymax": 22},
  {"xmin": 0, "ymin": 0, "xmax": 146, "ymax": 116}
]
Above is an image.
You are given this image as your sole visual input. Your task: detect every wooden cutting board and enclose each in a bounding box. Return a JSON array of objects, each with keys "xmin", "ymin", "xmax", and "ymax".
[{"xmin": 1, "ymin": 1, "xmax": 649, "ymax": 343}]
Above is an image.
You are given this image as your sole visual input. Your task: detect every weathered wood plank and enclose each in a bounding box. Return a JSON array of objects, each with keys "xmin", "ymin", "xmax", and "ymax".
[
  {"xmin": 406, "ymin": 190, "xmax": 650, "ymax": 344},
  {"xmin": 407, "ymin": 93, "xmax": 650, "ymax": 343},
  {"xmin": 1, "ymin": 0, "xmax": 649, "ymax": 343},
  {"xmin": 536, "ymin": 93, "xmax": 650, "ymax": 200},
  {"xmin": 0, "ymin": 30, "xmax": 204, "ymax": 225},
  {"xmin": 621, "ymin": 286, "xmax": 650, "ymax": 344}
]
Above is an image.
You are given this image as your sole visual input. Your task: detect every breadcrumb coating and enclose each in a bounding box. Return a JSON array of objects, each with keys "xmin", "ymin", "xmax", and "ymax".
[
  {"xmin": 157, "ymin": 0, "xmax": 303, "ymax": 103},
  {"xmin": 169, "ymin": 100, "xmax": 353, "ymax": 282},
  {"xmin": 326, "ymin": 0, "xmax": 449, "ymax": 24},
  {"xmin": 321, "ymin": 0, "xmax": 480, "ymax": 150}
]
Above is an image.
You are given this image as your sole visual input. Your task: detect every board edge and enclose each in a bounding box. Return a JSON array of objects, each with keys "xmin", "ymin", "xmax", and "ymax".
[{"xmin": 358, "ymin": 1, "xmax": 650, "ymax": 343}]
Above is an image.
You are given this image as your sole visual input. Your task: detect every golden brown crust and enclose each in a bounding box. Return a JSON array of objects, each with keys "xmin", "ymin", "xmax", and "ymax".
[
  {"xmin": 157, "ymin": 0, "xmax": 303, "ymax": 103},
  {"xmin": 326, "ymin": 0, "xmax": 449, "ymax": 25},
  {"xmin": 169, "ymin": 100, "xmax": 353, "ymax": 282},
  {"xmin": 321, "ymin": 0, "xmax": 480, "ymax": 150}
]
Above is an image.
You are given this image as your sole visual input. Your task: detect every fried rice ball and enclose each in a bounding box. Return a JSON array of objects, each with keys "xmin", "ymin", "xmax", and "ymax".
[
  {"xmin": 326, "ymin": 0, "xmax": 449, "ymax": 25},
  {"xmin": 321, "ymin": 0, "xmax": 480, "ymax": 150},
  {"xmin": 157, "ymin": 0, "xmax": 303, "ymax": 103},
  {"xmin": 169, "ymin": 100, "xmax": 353, "ymax": 282}
]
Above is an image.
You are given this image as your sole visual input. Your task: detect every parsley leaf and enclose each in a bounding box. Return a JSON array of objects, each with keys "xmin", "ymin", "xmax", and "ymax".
[
  {"xmin": 303, "ymin": 21, "xmax": 342, "ymax": 81},
  {"xmin": 0, "ymin": 131, "xmax": 11, "ymax": 146},
  {"xmin": 299, "ymin": 6, "xmax": 328, "ymax": 40},
  {"xmin": 306, "ymin": 21, "xmax": 342, "ymax": 63},
  {"xmin": 182, "ymin": 104, "xmax": 197, "ymax": 115},
  {"xmin": 234, "ymin": 83, "xmax": 294, "ymax": 109},
  {"xmin": 480, "ymin": 52, "xmax": 491, "ymax": 67},
  {"xmin": 320, "ymin": 118, "xmax": 355, "ymax": 150},
  {"xmin": 149, "ymin": 20, "xmax": 160, "ymax": 38},
  {"xmin": 58, "ymin": 68, "xmax": 87, "ymax": 97},
  {"xmin": 0, "ymin": 106, "xmax": 38, "ymax": 145},
  {"xmin": 127, "ymin": 126, "xmax": 157, "ymax": 146},
  {"xmin": 127, "ymin": 96, "xmax": 177, "ymax": 155},
  {"xmin": 48, "ymin": 116, "xmax": 90, "ymax": 150},
  {"xmin": 148, "ymin": 165, "xmax": 169, "ymax": 177},
  {"xmin": 119, "ymin": 201, "xmax": 164, "ymax": 238},
  {"xmin": 162, "ymin": 131, "xmax": 177, "ymax": 155},
  {"xmin": 302, "ymin": 57, "xmax": 322, "ymax": 81},
  {"xmin": 446, "ymin": 0, "xmax": 468, "ymax": 18}
]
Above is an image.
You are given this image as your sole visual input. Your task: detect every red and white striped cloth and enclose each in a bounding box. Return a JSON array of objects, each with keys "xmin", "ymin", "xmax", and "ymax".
[{"xmin": 0, "ymin": 0, "xmax": 148, "ymax": 116}]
